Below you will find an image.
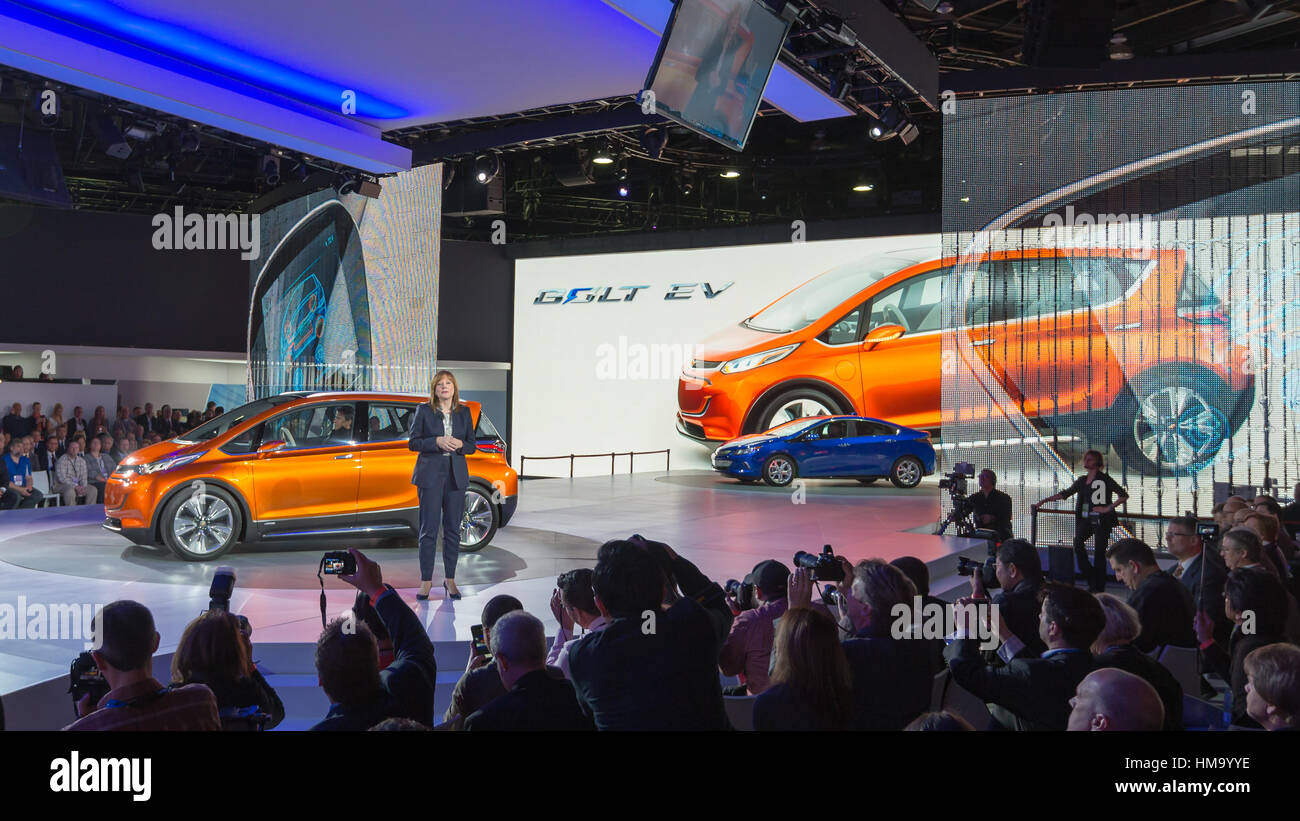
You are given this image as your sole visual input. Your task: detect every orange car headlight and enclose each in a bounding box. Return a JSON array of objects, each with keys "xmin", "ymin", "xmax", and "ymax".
[
  {"xmin": 136, "ymin": 453, "xmax": 202, "ymax": 475},
  {"xmin": 720, "ymin": 343, "xmax": 799, "ymax": 375}
]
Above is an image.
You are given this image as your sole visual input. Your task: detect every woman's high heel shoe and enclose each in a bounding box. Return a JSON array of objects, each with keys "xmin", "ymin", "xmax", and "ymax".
[
  {"xmin": 416, "ymin": 582, "xmax": 432, "ymax": 601},
  {"xmin": 443, "ymin": 581, "xmax": 462, "ymax": 601}
]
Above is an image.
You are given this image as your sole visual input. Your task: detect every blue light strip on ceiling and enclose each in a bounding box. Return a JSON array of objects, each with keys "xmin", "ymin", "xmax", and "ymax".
[
  {"xmin": 598, "ymin": 0, "xmax": 851, "ymax": 122},
  {"xmin": 10, "ymin": 0, "xmax": 410, "ymax": 119}
]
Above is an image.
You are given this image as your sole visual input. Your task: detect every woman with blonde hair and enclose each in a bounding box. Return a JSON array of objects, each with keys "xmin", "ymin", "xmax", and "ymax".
[
  {"xmin": 48, "ymin": 403, "xmax": 65, "ymax": 430},
  {"xmin": 409, "ymin": 369, "xmax": 476, "ymax": 600}
]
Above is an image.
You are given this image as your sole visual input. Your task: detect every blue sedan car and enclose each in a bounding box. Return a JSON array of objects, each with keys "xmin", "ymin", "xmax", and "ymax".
[{"xmin": 710, "ymin": 416, "xmax": 936, "ymax": 488}]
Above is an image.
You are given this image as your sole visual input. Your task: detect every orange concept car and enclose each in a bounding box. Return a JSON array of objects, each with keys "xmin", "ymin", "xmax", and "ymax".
[
  {"xmin": 104, "ymin": 392, "xmax": 517, "ymax": 560},
  {"xmin": 678, "ymin": 247, "xmax": 1255, "ymax": 475}
]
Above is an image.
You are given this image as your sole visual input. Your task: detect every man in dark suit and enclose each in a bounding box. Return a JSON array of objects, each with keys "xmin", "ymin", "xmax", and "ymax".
[
  {"xmin": 948, "ymin": 582, "xmax": 1105, "ymax": 731},
  {"xmin": 1107, "ymin": 538, "xmax": 1196, "ymax": 651},
  {"xmin": 36, "ymin": 434, "xmax": 63, "ymax": 472},
  {"xmin": 2, "ymin": 403, "xmax": 30, "ymax": 439},
  {"xmin": 971, "ymin": 538, "xmax": 1047, "ymax": 659},
  {"xmin": 311, "ymin": 549, "xmax": 437, "ymax": 731},
  {"xmin": 465, "ymin": 611, "xmax": 593, "ymax": 731},
  {"xmin": 67, "ymin": 406, "xmax": 88, "ymax": 437},
  {"xmin": 1165, "ymin": 515, "xmax": 1230, "ymax": 645},
  {"xmin": 567, "ymin": 538, "xmax": 732, "ymax": 731},
  {"xmin": 442, "ymin": 595, "xmax": 522, "ymax": 729}
]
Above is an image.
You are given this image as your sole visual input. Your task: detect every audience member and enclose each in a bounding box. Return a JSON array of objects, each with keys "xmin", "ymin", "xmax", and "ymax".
[
  {"xmin": 36, "ymin": 434, "xmax": 61, "ymax": 472},
  {"xmin": 753, "ymin": 592, "xmax": 853, "ymax": 731},
  {"xmin": 443, "ymin": 594, "xmax": 523, "ymax": 728},
  {"xmin": 464, "ymin": 611, "xmax": 593, "ymax": 731},
  {"xmin": 311, "ymin": 549, "xmax": 437, "ymax": 730},
  {"xmin": 83, "ymin": 436, "xmax": 114, "ymax": 501},
  {"xmin": 719, "ymin": 559, "xmax": 790, "ymax": 694},
  {"xmin": 1066, "ymin": 668, "xmax": 1165, "ymax": 731},
  {"xmin": 1244, "ymin": 643, "xmax": 1300, "ymax": 731},
  {"xmin": 64, "ymin": 600, "xmax": 220, "ymax": 730},
  {"xmin": 948, "ymin": 582, "xmax": 1105, "ymax": 731},
  {"xmin": 1164, "ymin": 515, "xmax": 1230, "ymax": 644},
  {"xmin": 1106, "ymin": 538, "xmax": 1196, "ymax": 650},
  {"xmin": 54, "ymin": 440, "xmax": 96, "ymax": 506},
  {"xmin": 1091, "ymin": 593, "xmax": 1183, "ymax": 730},
  {"xmin": 1281, "ymin": 483, "xmax": 1300, "ymax": 541},
  {"xmin": 66, "ymin": 405, "xmax": 87, "ymax": 436},
  {"xmin": 1, "ymin": 438, "xmax": 41, "ymax": 509},
  {"xmin": 976, "ymin": 538, "xmax": 1047, "ymax": 658},
  {"xmin": 547, "ymin": 569, "xmax": 607, "ymax": 680},
  {"xmin": 171, "ymin": 610, "xmax": 284, "ymax": 730},
  {"xmin": 567, "ymin": 537, "xmax": 732, "ymax": 730},
  {"xmin": 1221, "ymin": 527, "xmax": 1283, "ymax": 578},
  {"xmin": 48, "ymin": 403, "xmax": 66, "ymax": 431},
  {"xmin": 113, "ymin": 436, "xmax": 132, "ymax": 463},
  {"xmin": 2, "ymin": 403, "xmax": 29, "ymax": 439},
  {"xmin": 1195, "ymin": 568, "xmax": 1290, "ymax": 728},
  {"xmin": 111, "ymin": 407, "xmax": 133, "ymax": 441},
  {"xmin": 1244, "ymin": 513, "xmax": 1292, "ymax": 581}
]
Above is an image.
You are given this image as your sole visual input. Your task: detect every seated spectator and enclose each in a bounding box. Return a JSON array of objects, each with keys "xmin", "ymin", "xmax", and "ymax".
[
  {"xmin": 54, "ymin": 440, "xmax": 97, "ymax": 506},
  {"xmin": 1067, "ymin": 668, "xmax": 1165, "ymax": 731},
  {"xmin": 567, "ymin": 537, "xmax": 733, "ymax": 730},
  {"xmin": 37, "ymin": 434, "xmax": 62, "ymax": 472},
  {"xmin": 836, "ymin": 559, "xmax": 938, "ymax": 730},
  {"xmin": 904, "ymin": 711, "xmax": 975, "ymax": 731},
  {"xmin": 719, "ymin": 559, "xmax": 790, "ymax": 695},
  {"xmin": 55, "ymin": 423, "xmax": 68, "ymax": 452},
  {"xmin": 171, "ymin": 610, "xmax": 284, "ymax": 730},
  {"xmin": 1091, "ymin": 593, "xmax": 1183, "ymax": 730},
  {"xmin": 170, "ymin": 409, "xmax": 184, "ymax": 435},
  {"xmin": 1244, "ymin": 513, "xmax": 1292, "ymax": 581},
  {"xmin": 368, "ymin": 717, "xmax": 430, "ymax": 731},
  {"xmin": 134, "ymin": 404, "xmax": 151, "ymax": 431},
  {"xmin": 547, "ymin": 569, "xmax": 607, "ymax": 680},
  {"xmin": 1221, "ymin": 527, "xmax": 1283, "ymax": 578},
  {"xmin": 443, "ymin": 594, "xmax": 523, "ymax": 729},
  {"xmin": 1244, "ymin": 643, "xmax": 1300, "ymax": 731},
  {"xmin": 50, "ymin": 403, "xmax": 67, "ymax": 432},
  {"xmin": 1, "ymin": 438, "xmax": 42, "ymax": 509},
  {"xmin": 464, "ymin": 611, "xmax": 593, "ymax": 731},
  {"xmin": 1195, "ymin": 568, "xmax": 1290, "ymax": 728},
  {"xmin": 312, "ymin": 549, "xmax": 437, "ymax": 730},
  {"xmin": 754, "ymin": 586, "xmax": 853, "ymax": 731},
  {"xmin": 971, "ymin": 538, "xmax": 1047, "ymax": 659},
  {"xmin": 891, "ymin": 556, "xmax": 946, "ymax": 612},
  {"xmin": 90, "ymin": 406, "xmax": 108, "ymax": 435},
  {"xmin": 82, "ymin": 436, "xmax": 114, "ymax": 502},
  {"xmin": 111, "ymin": 407, "xmax": 133, "ymax": 441},
  {"xmin": 1106, "ymin": 538, "xmax": 1196, "ymax": 650},
  {"xmin": 1251, "ymin": 496, "xmax": 1296, "ymax": 561},
  {"xmin": 948, "ymin": 582, "xmax": 1105, "ymax": 731},
  {"xmin": 64, "ymin": 600, "xmax": 220, "ymax": 730},
  {"xmin": 11, "ymin": 364, "xmax": 22, "ymax": 379},
  {"xmin": 1165, "ymin": 515, "xmax": 1230, "ymax": 644},
  {"xmin": 2, "ymin": 403, "xmax": 29, "ymax": 439},
  {"xmin": 113, "ymin": 436, "xmax": 132, "ymax": 463}
]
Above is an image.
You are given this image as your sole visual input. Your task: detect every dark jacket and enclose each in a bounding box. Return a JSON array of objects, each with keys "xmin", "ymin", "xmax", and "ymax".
[
  {"xmin": 1, "ymin": 413, "xmax": 30, "ymax": 438},
  {"xmin": 568, "ymin": 553, "xmax": 732, "ymax": 731},
  {"xmin": 994, "ymin": 580, "xmax": 1046, "ymax": 658},
  {"xmin": 184, "ymin": 667, "xmax": 286, "ymax": 730},
  {"xmin": 444, "ymin": 662, "xmax": 507, "ymax": 727},
  {"xmin": 969, "ymin": 488, "xmax": 1014, "ymax": 540},
  {"xmin": 1179, "ymin": 549, "xmax": 1230, "ymax": 645},
  {"xmin": 464, "ymin": 668, "xmax": 594, "ymax": 731},
  {"xmin": 753, "ymin": 682, "xmax": 846, "ymax": 732},
  {"xmin": 36, "ymin": 447, "xmax": 64, "ymax": 472},
  {"xmin": 310, "ymin": 587, "xmax": 437, "ymax": 731},
  {"xmin": 842, "ymin": 627, "xmax": 938, "ymax": 730},
  {"xmin": 408, "ymin": 403, "xmax": 476, "ymax": 490},
  {"xmin": 1201, "ymin": 626, "xmax": 1280, "ymax": 728},
  {"xmin": 1128, "ymin": 570, "xmax": 1197, "ymax": 652},
  {"xmin": 949, "ymin": 640, "xmax": 1094, "ymax": 731},
  {"xmin": 1094, "ymin": 644, "xmax": 1183, "ymax": 731}
]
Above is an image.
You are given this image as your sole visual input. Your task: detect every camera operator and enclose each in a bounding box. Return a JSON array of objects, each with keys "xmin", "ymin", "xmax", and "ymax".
[
  {"xmin": 968, "ymin": 469, "xmax": 1013, "ymax": 541},
  {"xmin": 311, "ymin": 548, "xmax": 437, "ymax": 731},
  {"xmin": 170, "ymin": 610, "xmax": 285, "ymax": 730},
  {"xmin": 970, "ymin": 538, "xmax": 1047, "ymax": 660},
  {"xmin": 1033, "ymin": 449, "xmax": 1128, "ymax": 592},
  {"xmin": 64, "ymin": 600, "xmax": 220, "ymax": 731},
  {"xmin": 719, "ymin": 560, "xmax": 790, "ymax": 695}
]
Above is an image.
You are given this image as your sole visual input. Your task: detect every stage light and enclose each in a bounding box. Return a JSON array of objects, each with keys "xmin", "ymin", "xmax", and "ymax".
[
  {"xmin": 852, "ymin": 182, "xmax": 874, "ymax": 192},
  {"xmin": 618, "ymin": 185, "xmax": 629, "ymax": 198},
  {"xmin": 616, "ymin": 156, "xmax": 629, "ymax": 181},
  {"xmin": 91, "ymin": 112, "xmax": 132, "ymax": 159},
  {"xmin": 867, "ymin": 119, "xmax": 886, "ymax": 140},
  {"xmin": 473, "ymin": 154, "xmax": 501, "ymax": 184},
  {"xmin": 720, "ymin": 169, "xmax": 740, "ymax": 179},
  {"xmin": 592, "ymin": 142, "xmax": 615, "ymax": 165},
  {"xmin": 639, "ymin": 126, "xmax": 668, "ymax": 160},
  {"xmin": 1109, "ymin": 33, "xmax": 1133, "ymax": 60},
  {"xmin": 262, "ymin": 154, "xmax": 281, "ymax": 185}
]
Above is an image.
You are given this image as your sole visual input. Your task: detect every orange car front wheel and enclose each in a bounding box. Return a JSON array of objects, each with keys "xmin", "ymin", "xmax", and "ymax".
[{"xmin": 160, "ymin": 485, "xmax": 243, "ymax": 561}]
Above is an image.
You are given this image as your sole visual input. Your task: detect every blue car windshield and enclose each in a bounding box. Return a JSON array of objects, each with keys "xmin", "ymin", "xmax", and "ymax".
[
  {"xmin": 764, "ymin": 418, "xmax": 824, "ymax": 437},
  {"xmin": 743, "ymin": 251, "xmax": 932, "ymax": 333}
]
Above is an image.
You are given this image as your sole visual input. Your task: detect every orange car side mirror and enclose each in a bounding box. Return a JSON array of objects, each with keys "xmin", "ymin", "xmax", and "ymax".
[
  {"xmin": 862, "ymin": 323, "xmax": 905, "ymax": 349},
  {"xmin": 257, "ymin": 440, "xmax": 286, "ymax": 455}
]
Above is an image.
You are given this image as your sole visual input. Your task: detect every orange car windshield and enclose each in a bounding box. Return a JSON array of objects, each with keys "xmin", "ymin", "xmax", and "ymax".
[
  {"xmin": 175, "ymin": 397, "xmax": 290, "ymax": 443},
  {"xmin": 744, "ymin": 252, "xmax": 930, "ymax": 333}
]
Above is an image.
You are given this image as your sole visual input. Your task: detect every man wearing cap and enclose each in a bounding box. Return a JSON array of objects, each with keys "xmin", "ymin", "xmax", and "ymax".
[{"xmin": 719, "ymin": 560, "xmax": 790, "ymax": 695}]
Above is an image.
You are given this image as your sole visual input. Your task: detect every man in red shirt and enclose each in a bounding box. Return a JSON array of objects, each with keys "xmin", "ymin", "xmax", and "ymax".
[{"xmin": 64, "ymin": 600, "xmax": 220, "ymax": 731}]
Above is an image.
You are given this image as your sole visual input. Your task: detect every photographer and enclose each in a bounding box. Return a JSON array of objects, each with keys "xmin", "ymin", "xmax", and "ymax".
[
  {"xmin": 547, "ymin": 569, "xmax": 608, "ymax": 680},
  {"xmin": 64, "ymin": 600, "xmax": 221, "ymax": 731},
  {"xmin": 718, "ymin": 559, "xmax": 790, "ymax": 695},
  {"xmin": 1033, "ymin": 449, "xmax": 1128, "ymax": 592},
  {"xmin": 442, "ymin": 594, "xmax": 523, "ymax": 728},
  {"xmin": 170, "ymin": 610, "xmax": 284, "ymax": 730},
  {"xmin": 971, "ymin": 538, "xmax": 1047, "ymax": 659},
  {"xmin": 968, "ymin": 469, "xmax": 1013, "ymax": 540},
  {"xmin": 311, "ymin": 548, "xmax": 437, "ymax": 731}
]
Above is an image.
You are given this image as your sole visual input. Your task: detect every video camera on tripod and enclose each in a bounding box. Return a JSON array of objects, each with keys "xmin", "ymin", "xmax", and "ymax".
[{"xmin": 937, "ymin": 462, "xmax": 978, "ymax": 536}]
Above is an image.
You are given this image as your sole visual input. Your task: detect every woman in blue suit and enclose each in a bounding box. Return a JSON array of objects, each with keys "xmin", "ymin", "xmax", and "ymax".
[{"xmin": 410, "ymin": 370, "xmax": 476, "ymax": 600}]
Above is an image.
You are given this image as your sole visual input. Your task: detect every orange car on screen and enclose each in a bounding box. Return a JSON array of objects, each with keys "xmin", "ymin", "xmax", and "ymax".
[
  {"xmin": 677, "ymin": 247, "xmax": 1255, "ymax": 475},
  {"xmin": 104, "ymin": 392, "xmax": 517, "ymax": 560}
]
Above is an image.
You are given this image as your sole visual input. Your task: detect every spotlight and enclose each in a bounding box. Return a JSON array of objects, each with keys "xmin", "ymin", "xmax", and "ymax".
[
  {"xmin": 473, "ymin": 153, "xmax": 501, "ymax": 184},
  {"xmin": 618, "ymin": 185, "xmax": 629, "ymax": 198},
  {"xmin": 852, "ymin": 182, "xmax": 874, "ymax": 192},
  {"xmin": 1109, "ymin": 33, "xmax": 1134, "ymax": 60},
  {"xmin": 591, "ymin": 142, "xmax": 614, "ymax": 165},
  {"xmin": 719, "ymin": 169, "xmax": 740, "ymax": 179},
  {"xmin": 91, "ymin": 112, "xmax": 132, "ymax": 159},
  {"xmin": 262, "ymin": 154, "xmax": 281, "ymax": 186},
  {"xmin": 639, "ymin": 126, "xmax": 668, "ymax": 160},
  {"xmin": 866, "ymin": 119, "xmax": 886, "ymax": 140},
  {"xmin": 616, "ymin": 156, "xmax": 629, "ymax": 181},
  {"xmin": 759, "ymin": 189, "xmax": 769, "ymax": 201},
  {"xmin": 336, "ymin": 174, "xmax": 359, "ymax": 197}
]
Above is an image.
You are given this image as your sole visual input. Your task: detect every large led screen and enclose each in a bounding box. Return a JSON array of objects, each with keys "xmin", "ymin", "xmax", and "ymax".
[{"xmin": 941, "ymin": 83, "xmax": 1300, "ymax": 544}]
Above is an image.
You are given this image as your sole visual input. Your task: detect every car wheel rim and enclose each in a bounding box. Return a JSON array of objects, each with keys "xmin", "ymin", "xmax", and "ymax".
[
  {"xmin": 173, "ymin": 495, "xmax": 233, "ymax": 555},
  {"xmin": 460, "ymin": 490, "xmax": 494, "ymax": 546},
  {"xmin": 767, "ymin": 458, "xmax": 793, "ymax": 484},
  {"xmin": 896, "ymin": 460, "xmax": 920, "ymax": 485},
  {"xmin": 1133, "ymin": 386, "xmax": 1226, "ymax": 469},
  {"xmin": 770, "ymin": 398, "xmax": 832, "ymax": 427}
]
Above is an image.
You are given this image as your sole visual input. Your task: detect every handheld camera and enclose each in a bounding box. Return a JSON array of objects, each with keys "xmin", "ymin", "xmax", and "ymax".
[{"xmin": 793, "ymin": 544, "xmax": 845, "ymax": 583}]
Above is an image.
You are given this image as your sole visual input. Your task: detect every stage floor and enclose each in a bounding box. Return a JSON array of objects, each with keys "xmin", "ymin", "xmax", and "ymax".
[{"xmin": 0, "ymin": 470, "xmax": 978, "ymax": 696}]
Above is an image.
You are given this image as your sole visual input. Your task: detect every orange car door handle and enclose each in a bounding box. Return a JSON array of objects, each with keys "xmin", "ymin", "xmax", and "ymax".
[
  {"xmin": 971, "ymin": 338, "xmax": 994, "ymax": 347},
  {"xmin": 333, "ymin": 453, "xmax": 355, "ymax": 460}
]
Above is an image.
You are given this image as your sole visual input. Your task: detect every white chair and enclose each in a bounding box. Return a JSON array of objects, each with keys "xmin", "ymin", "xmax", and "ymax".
[
  {"xmin": 30, "ymin": 470, "xmax": 60, "ymax": 507},
  {"xmin": 724, "ymin": 695, "xmax": 758, "ymax": 731},
  {"xmin": 1156, "ymin": 645, "xmax": 1202, "ymax": 696}
]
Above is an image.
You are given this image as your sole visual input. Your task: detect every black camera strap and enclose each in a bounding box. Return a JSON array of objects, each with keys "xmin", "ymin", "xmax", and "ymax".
[{"xmin": 318, "ymin": 556, "xmax": 328, "ymax": 630}]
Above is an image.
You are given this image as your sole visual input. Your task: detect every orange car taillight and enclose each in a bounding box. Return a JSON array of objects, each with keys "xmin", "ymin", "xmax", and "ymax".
[{"xmin": 476, "ymin": 439, "xmax": 505, "ymax": 454}]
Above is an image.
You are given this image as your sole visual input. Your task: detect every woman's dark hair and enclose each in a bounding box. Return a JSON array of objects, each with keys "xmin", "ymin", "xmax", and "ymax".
[
  {"xmin": 171, "ymin": 610, "xmax": 253, "ymax": 687},
  {"xmin": 1224, "ymin": 568, "xmax": 1288, "ymax": 637},
  {"xmin": 558, "ymin": 568, "xmax": 598, "ymax": 617},
  {"xmin": 769, "ymin": 607, "xmax": 853, "ymax": 728}
]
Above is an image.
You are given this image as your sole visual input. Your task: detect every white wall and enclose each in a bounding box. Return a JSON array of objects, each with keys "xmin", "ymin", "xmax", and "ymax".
[{"xmin": 512, "ymin": 235, "xmax": 939, "ymax": 476}]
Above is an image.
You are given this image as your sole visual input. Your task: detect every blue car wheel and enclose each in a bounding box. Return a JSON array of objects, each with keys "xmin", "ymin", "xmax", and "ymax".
[
  {"xmin": 890, "ymin": 455, "xmax": 924, "ymax": 489},
  {"xmin": 762, "ymin": 454, "xmax": 797, "ymax": 487}
]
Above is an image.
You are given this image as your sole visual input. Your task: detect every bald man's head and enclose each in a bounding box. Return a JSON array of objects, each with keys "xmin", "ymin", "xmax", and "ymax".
[{"xmin": 1067, "ymin": 668, "xmax": 1164, "ymax": 731}]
